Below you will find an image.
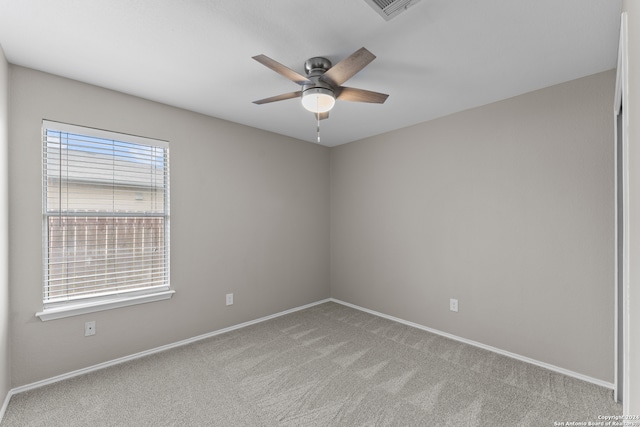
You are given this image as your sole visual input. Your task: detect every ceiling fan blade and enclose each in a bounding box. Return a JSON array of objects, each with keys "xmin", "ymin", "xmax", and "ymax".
[
  {"xmin": 336, "ymin": 87, "xmax": 389, "ymax": 104},
  {"xmin": 314, "ymin": 112, "xmax": 329, "ymax": 120},
  {"xmin": 320, "ymin": 47, "xmax": 376, "ymax": 87},
  {"xmin": 252, "ymin": 55, "xmax": 312, "ymax": 85},
  {"xmin": 253, "ymin": 91, "xmax": 302, "ymax": 105}
]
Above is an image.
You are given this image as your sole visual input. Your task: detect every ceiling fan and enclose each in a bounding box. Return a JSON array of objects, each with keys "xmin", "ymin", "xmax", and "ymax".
[{"xmin": 252, "ymin": 47, "xmax": 389, "ymax": 120}]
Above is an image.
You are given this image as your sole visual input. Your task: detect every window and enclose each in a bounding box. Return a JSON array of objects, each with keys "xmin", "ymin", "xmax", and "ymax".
[{"xmin": 37, "ymin": 121, "xmax": 173, "ymax": 321}]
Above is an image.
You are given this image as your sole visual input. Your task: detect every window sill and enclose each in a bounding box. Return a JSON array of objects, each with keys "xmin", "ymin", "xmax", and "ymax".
[{"xmin": 35, "ymin": 290, "xmax": 176, "ymax": 321}]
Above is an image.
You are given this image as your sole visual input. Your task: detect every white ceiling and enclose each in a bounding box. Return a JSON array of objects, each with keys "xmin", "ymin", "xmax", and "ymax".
[{"xmin": 0, "ymin": 0, "xmax": 622, "ymax": 147}]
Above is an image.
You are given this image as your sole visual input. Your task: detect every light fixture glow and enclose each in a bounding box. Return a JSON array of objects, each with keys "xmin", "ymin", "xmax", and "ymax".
[{"xmin": 301, "ymin": 88, "xmax": 335, "ymax": 113}]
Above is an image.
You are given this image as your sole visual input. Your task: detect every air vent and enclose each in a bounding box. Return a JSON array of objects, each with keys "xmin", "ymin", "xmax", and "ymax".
[{"xmin": 364, "ymin": 0, "xmax": 422, "ymax": 21}]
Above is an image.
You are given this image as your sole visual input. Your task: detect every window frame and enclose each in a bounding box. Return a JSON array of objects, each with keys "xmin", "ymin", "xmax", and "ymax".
[{"xmin": 36, "ymin": 120, "xmax": 174, "ymax": 321}]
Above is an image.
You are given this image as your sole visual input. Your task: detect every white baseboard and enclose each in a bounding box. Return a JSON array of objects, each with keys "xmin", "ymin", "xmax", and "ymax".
[
  {"xmin": 330, "ymin": 298, "xmax": 614, "ymax": 390},
  {"xmin": 0, "ymin": 388, "xmax": 13, "ymax": 424},
  {"xmin": 7, "ymin": 298, "xmax": 331, "ymax": 398}
]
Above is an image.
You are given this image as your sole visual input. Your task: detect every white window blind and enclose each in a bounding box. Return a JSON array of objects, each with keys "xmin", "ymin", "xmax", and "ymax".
[{"xmin": 42, "ymin": 120, "xmax": 170, "ymax": 310}]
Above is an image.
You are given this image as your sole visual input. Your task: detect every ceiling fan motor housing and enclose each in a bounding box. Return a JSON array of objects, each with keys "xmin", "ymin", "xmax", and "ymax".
[
  {"xmin": 302, "ymin": 57, "xmax": 335, "ymax": 92},
  {"xmin": 301, "ymin": 57, "xmax": 336, "ymax": 113},
  {"xmin": 304, "ymin": 57, "xmax": 332, "ymax": 75}
]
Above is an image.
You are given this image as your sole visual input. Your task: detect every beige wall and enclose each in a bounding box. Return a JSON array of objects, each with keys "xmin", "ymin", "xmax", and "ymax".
[
  {"xmin": 330, "ymin": 70, "xmax": 616, "ymax": 383},
  {"xmin": 0, "ymin": 46, "xmax": 10, "ymax": 406},
  {"xmin": 623, "ymin": 0, "xmax": 640, "ymax": 414},
  {"xmin": 8, "ymin": 66, "xmax": 330, "ymax": 387}
]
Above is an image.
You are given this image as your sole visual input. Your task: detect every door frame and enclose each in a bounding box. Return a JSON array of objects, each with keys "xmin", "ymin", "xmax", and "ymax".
[{"xmin": 614, "ymin": 11, "xmax": 629, "ymax": 404}]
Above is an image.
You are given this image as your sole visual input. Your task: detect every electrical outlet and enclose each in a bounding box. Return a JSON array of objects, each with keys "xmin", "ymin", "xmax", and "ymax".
[
  {"xmin": 85, "ymin": 321, "xmax": 96, "ymax": 336},
  {"xmin": 449, "ymin": 298, "xmax": 458, "ymax": 312},
  {"xmin": 226, "ymin": 293, "xmax": 233, "ymax": 306}
]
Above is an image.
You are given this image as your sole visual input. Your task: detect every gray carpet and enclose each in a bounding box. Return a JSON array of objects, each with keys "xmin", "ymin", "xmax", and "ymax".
[{"xmin": 1, "ymin": 302, "xmax": 622, "ymax": 426}]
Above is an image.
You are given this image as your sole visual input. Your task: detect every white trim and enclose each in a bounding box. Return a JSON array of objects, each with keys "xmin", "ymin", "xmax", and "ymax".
[
  {"xmin": 614, "ymin": 101, "xmax": 621, "ymax": 402},
  {"xmin": 35, "ymin": 290, "xmax": 176, "ymax": 321},
  {"xmin": 615, "ymin": 22, "xmax": 624, "ymax": 114},
  {"xmin": 330, "ymin": 298, "xmax": 615, "ymax": 390},
  {"xmin": 620, "ymin": 11, "xmax": 631, "ymax": 409},
  {"xmin": 12, "ymin": 299, "xmax": 330, "ymax": 396},
  {"xmin": 614, "ymin": 12, "xmax": 628, "ymax": 404},
  {"xmin": 43, "ymin": 120, "xmax": 168, "ymax": 148},
  {"xmin": 0, "ymin": 388, "xmax": 13, "ymax": 424}
]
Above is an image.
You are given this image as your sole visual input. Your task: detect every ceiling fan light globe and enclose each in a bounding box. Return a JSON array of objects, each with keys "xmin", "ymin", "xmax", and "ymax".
[{"xmin": 301, "ymin": 88, "xmax": 335, "ymax": 113}]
